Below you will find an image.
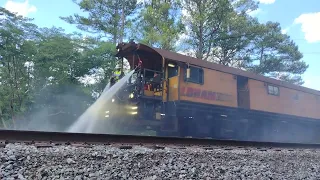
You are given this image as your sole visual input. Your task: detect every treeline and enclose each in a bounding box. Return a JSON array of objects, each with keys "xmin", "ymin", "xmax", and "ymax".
[
  {"xmin": 0, "ymin": 8, "xmax": 116, "ymax": 129},
  {"xmin": 0, "ymin": 0, "xmax": 308, "ymax": 129},
  {"xmin": 62, "ymin": 0, "xmax": 308, "ymax": 84}
]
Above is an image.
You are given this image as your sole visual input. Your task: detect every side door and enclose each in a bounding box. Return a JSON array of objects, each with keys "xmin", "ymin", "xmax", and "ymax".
[
  {"xmin": 163, "ymin": 61, "xmax": 179, "ymax": 102},
  {"xmin": 237, "ymin": 76, "xmax": 250, "ymax": 109}
]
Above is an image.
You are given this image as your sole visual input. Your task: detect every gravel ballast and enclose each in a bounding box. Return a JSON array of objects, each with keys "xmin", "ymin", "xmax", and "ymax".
[{"xmin": 1, "ymin": 143, "xmax": 320, "ymax": 179}]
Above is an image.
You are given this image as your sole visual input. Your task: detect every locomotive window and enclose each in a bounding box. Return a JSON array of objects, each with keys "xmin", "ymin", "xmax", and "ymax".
[
  {"xmin": 167, "ymin": 62, "xmax": 178, "ymax": 78},
  {"xmin": 185, "ymin": 66, "xmax": 204, "ymax": 84},
  {"xmin": 267, "ymin": 84, "xmax": 279, "ymax": 96}
]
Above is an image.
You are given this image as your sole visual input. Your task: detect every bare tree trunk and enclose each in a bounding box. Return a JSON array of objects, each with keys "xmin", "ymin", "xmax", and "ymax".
[
  {"xmin": 113, "ymin": 7, "xmax": 119, "ymax": 44},
  {"xmin": 13, "ymin": 56, "xmax": 23, "ymax": 109},
  {"xmin": 7, "ymin": 57, "xmax": 15, "ymax": 129},
  {"xmin": 0, "ymin": 107, "xmax": 8, "ymax": 129},
  {"xmin": 197, "ymin": 1, "xmax": 204, "ymax": 60},
  {"xmin": 119, "ymin": 5, "xmax": 125, "ymax": 43},
  {"xmin": 260, "ymin": 46, "xmax": 264, "ymax": 62}
]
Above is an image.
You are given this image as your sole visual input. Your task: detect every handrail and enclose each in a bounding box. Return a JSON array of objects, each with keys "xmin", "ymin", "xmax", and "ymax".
[{"xmin": 144, "ymin": 68, "xmax": 163, "ymax": 74}]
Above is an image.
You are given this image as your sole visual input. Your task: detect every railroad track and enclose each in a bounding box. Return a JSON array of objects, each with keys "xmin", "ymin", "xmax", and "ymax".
[{"xmin": 1, "ymin": 129, "xmax": 320, "ymax": 150}]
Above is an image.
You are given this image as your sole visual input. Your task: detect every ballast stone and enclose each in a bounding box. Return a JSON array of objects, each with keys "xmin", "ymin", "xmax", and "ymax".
[{"xmin": 1, "ymin": 143, "xmax": 320, "ymax": 179}]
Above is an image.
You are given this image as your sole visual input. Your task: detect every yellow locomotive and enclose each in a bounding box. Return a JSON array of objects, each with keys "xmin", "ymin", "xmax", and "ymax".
[{"xmin": 101, "ymin": 41, "xmax": 320, "ymax": 143}]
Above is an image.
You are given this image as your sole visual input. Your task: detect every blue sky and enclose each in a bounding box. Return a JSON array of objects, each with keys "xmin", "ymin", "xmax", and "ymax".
[
  {"xmin": 1, "ymin": 0, "xmax": 320, "ymax": 90},
  {"xmin": 251, "ymin": 0, "xmax": 320, "ymax": 90}
]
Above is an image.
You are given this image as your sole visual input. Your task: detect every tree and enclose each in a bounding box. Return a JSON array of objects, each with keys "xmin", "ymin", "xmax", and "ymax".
[
  {"xmin": 133, "ymin": 0, "xmax": 185, "ymax": 51},
  {"xmin": 74, "ymin": 37, "xmax": 119, "ymax": 94},
  {"xmin": 26, "ymin": 27, "xmax": 104, "ymax": 130},
  {"xmin": 231, "ymin": 0, "xmax": 259, "ymax": 15},
  {"xmin": 246, "ymin": 22, "xmax": 308, "ymax": 85},
  {"xmin": 209, "ymin": 15, "xmax": 262, "ymax": 67},
  {"xmin": 0, "ymin": 8, "xmax": 105, "ymax": 129},
  {"xmin": 60, "ymin": 0, "xmax": 139, "ymax": 44},
  {"xmin": 181, "ymin": 0, "xmax": 307, "ymax": 85},
  {"xmin": 181, "ymin": 0, "xmax": 236, "ymax": 60},
  {"xmin": 60, "ymin": 0, "xmax": 136, "ymax": 92},
  {"xmin": 0, "ymin": 7, "xmax": 39, "ymax": 128}
]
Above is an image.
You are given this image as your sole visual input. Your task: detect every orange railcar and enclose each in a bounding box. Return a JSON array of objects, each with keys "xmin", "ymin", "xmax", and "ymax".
[{"xmin": 105, "ymin": 41, "xmax": 320, "ymax": 143}]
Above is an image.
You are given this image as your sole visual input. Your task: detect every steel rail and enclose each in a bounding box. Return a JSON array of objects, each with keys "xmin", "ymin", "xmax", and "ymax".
[{"xmin": 1, "ymin": 129, "xmax": 320, "ymax": 149}]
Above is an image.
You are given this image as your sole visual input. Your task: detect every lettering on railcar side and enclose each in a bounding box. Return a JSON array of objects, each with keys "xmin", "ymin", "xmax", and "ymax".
[{"xmin": 180, "ymin": 86, "xmax": 233, "ymax": 102}]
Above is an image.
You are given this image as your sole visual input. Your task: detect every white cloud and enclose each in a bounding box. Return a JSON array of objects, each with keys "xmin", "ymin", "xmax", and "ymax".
[
  {"xmin": 4, "ymin": 0, "xmax": 37, "ymax": 17},
  {"xmin": 281, "ymin": 27, "xmax": 290, "ymax": 34},
  {"xmin": 281, "ymin": 29, "xmax": 287, "ymax": 34},
  {"xmin": 177, "ymin": 48, "xmax": 196, "ymax": 58},
  {"xmin": 175, "ymin": 32, "xmax": 188, "ymax": 47},
  {"xmin": 247, "ymin": 8, "xmax": 261, "ymax": 17},
  {"xmin": 294, "ymin": 12, "xmax": 320, "ymax": 43},
  {"xmin": 258, "ymin": 0, "xmax": 276, "ymax": 4}
]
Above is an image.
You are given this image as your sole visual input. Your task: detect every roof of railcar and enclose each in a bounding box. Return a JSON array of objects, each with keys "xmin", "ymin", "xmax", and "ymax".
[{"xmin": 115, "ymin": 42, "xmax": 320, "ymax": 96}]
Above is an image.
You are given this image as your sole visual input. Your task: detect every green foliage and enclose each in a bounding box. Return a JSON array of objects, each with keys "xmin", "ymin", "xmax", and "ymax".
[
  {"xmin": 0, "ymin": 7, "xmax": 117, "ymax": 129},
  {"xmin": 181, "ymin": 0, "xmax": 235, "ymax": 59},
  {"xmin": 60, "ymin": 0, "xmax": 139, "ymax": 44},
  {"xmin": 210, "ymin": 13, "xmax": 261, "ymax": 66},
  {"xmin": 0, "ymin": 7, "xmax": 39, "ymax": 128},
  {"xmin": 133, "ymin": 0, "xmax": 185, "ymax": 51},
  {"xmin": 245, "ymin": 22, "xmax": 308, "ymax": 84},
  {"xmin": 181, "ymin": 0, "xmax": 307, "ymax": 84}
]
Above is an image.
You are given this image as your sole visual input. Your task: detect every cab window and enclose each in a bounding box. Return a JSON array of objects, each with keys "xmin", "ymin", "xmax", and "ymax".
[
  {"xmin": 167, "ymin": 62, "xmax": 178, "ymax": 78},
  {"xmin": 184, "ymin": 66, "xmax": 204, "ymax": 84}
]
